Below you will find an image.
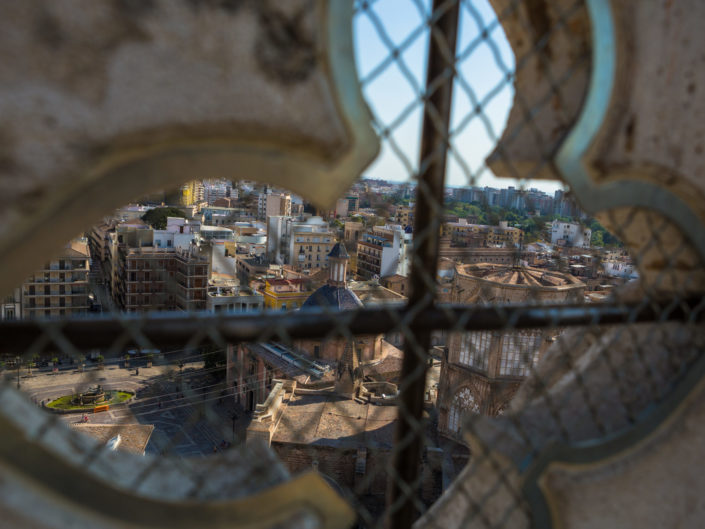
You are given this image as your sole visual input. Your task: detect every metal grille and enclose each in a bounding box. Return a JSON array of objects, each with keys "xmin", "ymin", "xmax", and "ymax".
[{"xmin": 1, "ymin": 1, "xmax": 704, "ymax": 528}]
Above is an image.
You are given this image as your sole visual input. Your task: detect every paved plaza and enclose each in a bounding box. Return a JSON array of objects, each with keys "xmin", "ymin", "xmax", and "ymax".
[{"xmin": 15, "ymin": 361, "xmax": 249, "ymax": 458}]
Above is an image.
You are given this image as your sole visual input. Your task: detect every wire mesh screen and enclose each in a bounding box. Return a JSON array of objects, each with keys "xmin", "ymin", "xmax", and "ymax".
[{"xmin": 0, "ymin": 1, "xmax": 703, "ymax": 528}]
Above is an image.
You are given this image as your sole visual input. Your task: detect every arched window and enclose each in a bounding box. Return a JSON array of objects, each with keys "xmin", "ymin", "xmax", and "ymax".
[{"xmin": 448, "ymin": 387, "xmax": 480, "ymax": 433}]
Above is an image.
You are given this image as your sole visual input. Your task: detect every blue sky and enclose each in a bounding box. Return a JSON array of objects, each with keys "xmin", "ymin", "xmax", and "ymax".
[{"xmin": 354, "ymin": 0, "xmax": 563, "ymax": 194}]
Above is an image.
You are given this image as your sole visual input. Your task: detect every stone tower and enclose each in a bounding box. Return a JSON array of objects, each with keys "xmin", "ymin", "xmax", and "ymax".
[{"xmin": 335, "ymin": 341, "xmax": 361, "ymax": 398}]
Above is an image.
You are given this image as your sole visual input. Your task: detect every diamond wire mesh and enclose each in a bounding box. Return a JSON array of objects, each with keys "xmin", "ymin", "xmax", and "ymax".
[{"xmin": 0, "ymin": 0, "xmax": 704, "ymax": 528}]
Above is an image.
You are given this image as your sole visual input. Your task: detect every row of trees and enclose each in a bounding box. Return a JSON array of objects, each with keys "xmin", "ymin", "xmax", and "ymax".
[{"xmin": 444, "ymin": 200, "xmax": 622, "ymax": 247}]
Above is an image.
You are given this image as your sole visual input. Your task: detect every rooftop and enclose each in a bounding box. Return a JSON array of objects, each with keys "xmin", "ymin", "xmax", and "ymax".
[
  {"xmin": 457, "ymin": 263, "xmax": 585, "ymax": 289},
  {"xmin": 266, "ymin": 278, "xmax": 312, "ymax": 293},
  {"xmin": 301, "ymin": 284, "xmax": 363, "ymax": 310},
  {"xmin": 70, "ymin": 424, "xmax": 154, "ymax": 455},
  {"xmin": 349, "ymin": 281, "xmax": 406, "ymax": 305},
  {"xmin": 271, "ymin": 394, "xmax": 398, "ymax": 449}
]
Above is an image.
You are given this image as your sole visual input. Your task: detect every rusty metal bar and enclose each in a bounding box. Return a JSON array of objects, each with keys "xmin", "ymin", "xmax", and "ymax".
[
  {"xmin": 387, "ymin": 1, "xmax": 461, "ymax": 527},
  {"xmin": 0, "ymin": 300, "xmax": 701, "ymax": 356}
]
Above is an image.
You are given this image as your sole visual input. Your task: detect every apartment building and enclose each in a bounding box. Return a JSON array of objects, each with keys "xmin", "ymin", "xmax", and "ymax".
[
  {"xmin": 113, "ymin": 245, "xmax": 209, "ymax": 312},
  {"xmin": 394, "ymin": 205, "xmax": 414, "ymax": 227},
  {"xmin": 257, "ymin": 190, "xmax": 292, "ymax": 220},
  {"xmin": 345, "ymin": 194, "xmax": 359, "ymax": 213},
  {"xmin": 551, "ymin": 220, "xmax": 592, "ymax": 248},
  {"xmin": 442, "ymin": 220, "xmax": 522, "ymax": 248},
  {"xmin": 21, "ymin": 240, "xmax": 90, "ymax": 319},
  {"xmin": 288, "ymin": 217, "xmax": 335, "ymax": 271},
  {"xmin": 203, "ymin": 179, "xmax": 235, "ymax": 205},
  {"xmin": 356, "ymin": 225, "xmax": 411, "ymax": 279},
  {"xmin": 486, "ymin": 222, "xmax": 522, "ymax": 246},
  {"xmin": 109, "ymin": 223, "xmax": 209, "ymax": 313}
]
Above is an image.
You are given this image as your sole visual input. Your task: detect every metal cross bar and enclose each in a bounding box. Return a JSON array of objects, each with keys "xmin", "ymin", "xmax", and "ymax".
[
  {"xmin": 0, "ymin": 300, "xmax": 701, "ymax": 356},
  {"xmin": 387, "ymin": 1, "xmax": 462, "ymax": 527}
]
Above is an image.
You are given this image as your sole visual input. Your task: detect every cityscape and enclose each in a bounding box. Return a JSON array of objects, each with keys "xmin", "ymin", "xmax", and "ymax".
[
  {"xmin": 0, "ymin": 176, "xmax": 634, "ymax": 516},
  {"xmin": 0, "ymin": 0, "xmax": 698, "ymax": 526}
]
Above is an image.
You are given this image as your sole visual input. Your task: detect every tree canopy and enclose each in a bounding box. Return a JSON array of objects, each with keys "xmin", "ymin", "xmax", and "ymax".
[
  {"xmin": 141, "ymin": 207, "xmax": 188, "ymax": 230},
  {"xmin": 444, "ymin": 197, "xmax": 623, "ymax": 247}
]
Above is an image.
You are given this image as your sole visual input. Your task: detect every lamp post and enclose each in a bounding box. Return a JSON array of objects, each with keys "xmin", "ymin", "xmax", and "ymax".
[{"xmin": 178, "ymin": 361, "xmax": 184, "ymax": 392}]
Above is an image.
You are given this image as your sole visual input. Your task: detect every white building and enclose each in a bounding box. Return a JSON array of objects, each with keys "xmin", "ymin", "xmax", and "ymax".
[
  {"xmin": 266, "ymin": 216, "xmax": 295, "ymax": 264},
  {"xmin": 550, "ymin": 220, "xmax": 591, "ymax": 248},
  {"xmin": 203, "ymin": 179, "xmax": 234, "ymax": 205},
  {"xmin": 207, "ymin": 279, "xmax": 263, "ymax": 313},
  {"xmin": 199, "ymin": 225, "xmax": 235, "ymax": 243},
  {"xmin": 602, "ymin": 260, "xmax": 638, "ymax": 279},
  {"xmin": 356, "ymin": 225, "xmax": 412, "ymax": 279},
  {"xmin": 154, "ymin": 217, "xmax": 200, "ymax": 250}
]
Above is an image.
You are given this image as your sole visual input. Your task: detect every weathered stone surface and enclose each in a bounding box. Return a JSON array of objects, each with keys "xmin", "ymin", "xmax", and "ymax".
[
  {"xmin": 0, "ymin": 0, "xmax": 377, "ymax": 297},
  {"xmin": 487, "ymin": 1, "xmax": 705, "ymax": 294},
  {"xmin": 418, "ymin": 321, "xmax": 705, "ymax": 528},
  {"xmin": 542, "ymin": 362, "xmax": 705, "ymax": 529},
  {"xmin": 486, "ymin": 0, "xmax": 591, "ymax": 181}
]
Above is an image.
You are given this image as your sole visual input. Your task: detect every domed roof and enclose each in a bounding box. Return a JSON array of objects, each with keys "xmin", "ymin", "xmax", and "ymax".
[
  {"xmin": 458, "ymin": 263, "xmax": 583, "ymax": 288},
  {"xmin": 302, "ymin": 284, "xmax": 363, "ymax": 310},
  {"xmin": 328, "ymin": 242, "xmax": 349, "ymax": 259}
]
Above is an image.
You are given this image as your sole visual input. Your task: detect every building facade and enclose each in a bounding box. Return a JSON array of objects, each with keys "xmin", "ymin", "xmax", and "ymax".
[
  {"xmin": 441, "ymin": 220, "xmax": 522, "ymax": 248},
  {"xmin": 356, "ymin": 225, "xmax": 411, "ymax": 279},
  {"xmin": 258, "ymin": 190, "xmax": 292, "ymax": 220},
  {"xmin": 288, "ymin": 217, "xmax": 335, "ymax": 271},
  {"xmin": 21, "ymin": 240, "xmax": 90, "ymax": 319},
  {"xmin": 551, "ymin": 220, "xmax": 592, "ymax": 248},
  {"xmin": 263, "ymin": 278, "xmax": 313, "ymax": 311}
]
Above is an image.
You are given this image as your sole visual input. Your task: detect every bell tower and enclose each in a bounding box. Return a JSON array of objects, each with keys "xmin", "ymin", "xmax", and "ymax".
[{"xmin": 327, "ymin": 242, "xmax": 349, "ymax": 287}]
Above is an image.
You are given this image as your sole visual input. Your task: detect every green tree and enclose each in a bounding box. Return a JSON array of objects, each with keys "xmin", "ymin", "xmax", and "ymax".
[
  {"xmin": 591, "ymin": 230, "xmax": 605, "ymax": 247},
  {"xmin": 141, "ymin": 207, "xmax": 188, "ymax": 230},
  {"xmin": 588, "ymin": 219, "xmax": 622, "ymax": 247}
]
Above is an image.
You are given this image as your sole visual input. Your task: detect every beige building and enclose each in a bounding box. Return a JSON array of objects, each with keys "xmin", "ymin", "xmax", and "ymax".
[
  {"xmin": 441, "ymin": 220, "xmax": 522, "ymax": 248},
  {"xmin": 289, "ymin": 218, "xmax": 335, "ymax": 271},
  {"xmin": 344, "ymin": 221, "xmax": 363, "ymax": 244},
  {"xmin": 258, "ymin": 191, "xmax": 292, "ymax": 220},
  {"xmin": 394, "ymin": 205, "xmax": 414, "ymax": 227},
  {"xmin": 21, "ymin": 240, "xmax": 90, "ymax": 319}
]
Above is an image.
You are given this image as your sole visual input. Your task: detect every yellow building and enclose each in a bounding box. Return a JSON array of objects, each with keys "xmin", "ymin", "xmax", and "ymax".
[
  {"xmin": 178, "ymin": 181, "xmax": 205, "ymax": 206},
  {"xmin": 263, "ymin": 278, "xmax": 313, "ymax": 311},
  {"xmin": 395, "ymin": 206, "xmax": 413, "ymax": 227},
  {"xmin": 486, "ymin": 224, "xmax": 522, "ymax": 246}
]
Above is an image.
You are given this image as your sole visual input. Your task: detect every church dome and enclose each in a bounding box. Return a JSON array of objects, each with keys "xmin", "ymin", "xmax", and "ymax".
[
  {"xmin": 302, "ymin": 242, "xmax": 362, "ymax": 310},
  {"xmin": 301, "ymin": 284, "xmax": 363, "ymax": 310}
]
